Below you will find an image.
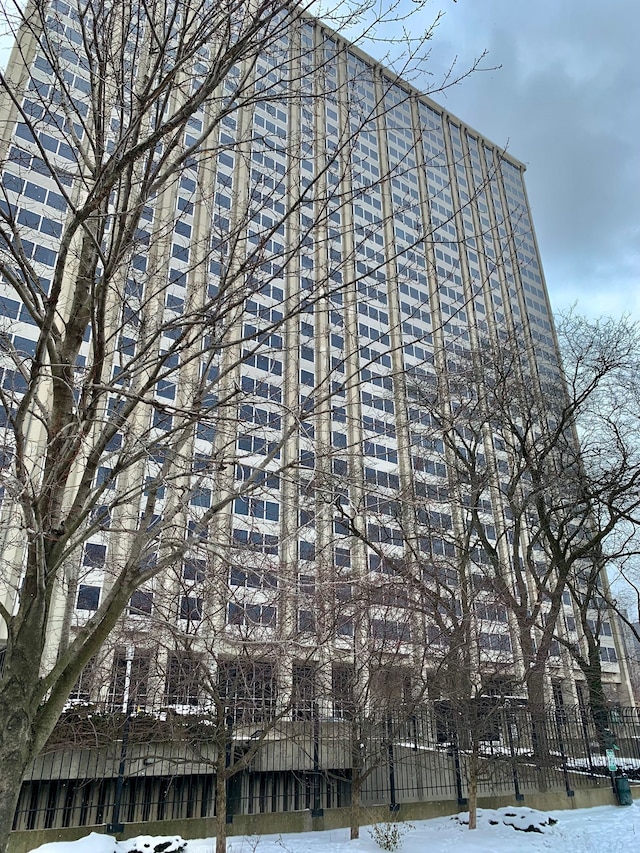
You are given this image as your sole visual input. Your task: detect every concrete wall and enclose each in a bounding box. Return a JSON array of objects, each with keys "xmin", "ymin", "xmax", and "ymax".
[{"xmin": 8, "ymin": 785, "xmax": 627, "ymax": 853}]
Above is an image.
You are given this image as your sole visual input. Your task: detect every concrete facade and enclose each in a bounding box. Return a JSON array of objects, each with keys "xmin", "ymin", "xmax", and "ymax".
[{"xmin": 0, "ymin": 0, "xmax": 633, "ymax": 721}]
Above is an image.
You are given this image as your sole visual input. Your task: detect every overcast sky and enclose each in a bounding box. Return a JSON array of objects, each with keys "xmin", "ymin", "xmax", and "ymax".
[{"xmin": 410, "ymin": 0, "xmax": 640, "ymax": 321}]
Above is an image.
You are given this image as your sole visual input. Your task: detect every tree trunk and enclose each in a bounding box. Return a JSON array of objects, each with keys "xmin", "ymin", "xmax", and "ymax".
[
  {"xmin": 525, "ymin": 661, "xmax": 547, "ymax": 709},
  {"xmin": 0, "ymin": 688, "xmax": 37, "ymax": 853},
  {"xmin": 215, "ymin": 768, "xmax": 228, "ymax": 853},
  {"xmin": 0, "ymin": 754, "xmax": 27, "ymax": 853},
  {"xmin": 467, "ymin": 739, "xmax": 478, "ymax": 830},
  {"xmin": 350, "ymin": 772, "xmax": 362, "ymax": 840},
  {"xmin": 349, "ymin": 717, "xmax": 363, "ymax": 841},
  {"xmin": 526, "ymin": 667, "xmax": 547, "ymax": 738},
  {"xmin": 582, "ymin": 651, "xmax": 609, "ymax": 750},
  {"xmin": 525, "ymin": 666, "xmax": 550, "ymax": 790},
  {"xmin": 0, "ymin": 620, "xmax": 55, "ymax": 853}
]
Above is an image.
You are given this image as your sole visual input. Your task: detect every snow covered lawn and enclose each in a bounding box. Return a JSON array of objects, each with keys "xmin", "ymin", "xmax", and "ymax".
[{"xmin": 27, "ymin": 803, "xmax": 640, "ymax": 853}]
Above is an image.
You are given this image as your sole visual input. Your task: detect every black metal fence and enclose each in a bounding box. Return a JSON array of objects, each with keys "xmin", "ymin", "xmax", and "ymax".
[{"xmin": 13, "ymin": 701, "xmax": 639, "ymax": 833}]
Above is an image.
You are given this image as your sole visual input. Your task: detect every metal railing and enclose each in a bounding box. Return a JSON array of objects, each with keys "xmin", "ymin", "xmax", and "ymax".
[{"xmin": 13, "ymin": 701, "xmax": 638, "ymax": 832}]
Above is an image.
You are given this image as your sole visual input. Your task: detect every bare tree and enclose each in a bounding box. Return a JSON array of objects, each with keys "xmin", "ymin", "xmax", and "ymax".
[
  {"xmin": 407, "ymin": 312, "xmax": 640, "ymax": 726},
  {"xmin": 147, "ymin": 590, "xmax": 318, "ymax": 853},
  {"xmin": 77, "ymin": 501, "xmax": 434, "ymax": 849},
  {"xmin": 0, "ymin": 0, "xmax": 495, "ymax": 842},
  {"xmin": 333, "ymin": 464, "xmax": 518, "ymax": 832},
  {"xmin": 341, "ymin": 579, "xmax": 430, "ymax": 840}
]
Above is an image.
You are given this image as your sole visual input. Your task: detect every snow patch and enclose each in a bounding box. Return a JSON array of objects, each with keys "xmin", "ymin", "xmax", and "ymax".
[
  {"xmin": 24, "ymin": 802, "xmax": 640, "ymax": 853},
  {"xmin": 454, "ymin": 806, "xmax": 558, "ymax": 833},
  {"xmin": 120, "ymin": 838, "xmax": 187, "ymax": 853},
  {"xmin": 27, "ymin": 836, "xmax": 188, "ymax": 853}
]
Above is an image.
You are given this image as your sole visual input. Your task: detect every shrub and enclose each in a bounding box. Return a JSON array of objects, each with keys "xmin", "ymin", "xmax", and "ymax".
[{"xmin": 368, "ymin": 820, "xmax": 413, "ymax": 851}]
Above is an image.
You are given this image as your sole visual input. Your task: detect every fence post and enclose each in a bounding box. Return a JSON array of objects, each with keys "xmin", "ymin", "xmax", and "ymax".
[
  {"xmin": 505, "ymin": 704, "xmax": 524, "ymax": 802},
  {"xmin": 387, "ymin": 716, "xmax": 399, "ymax": 813},
  {"xmin": 452, "ymin": 723, "xmax": 467, "ymax": 807},
  {"xmin": 554, "ymin": 709, "xmax": 574, "ymax": 798},
  {"xmin": 225, "ymin": 713, "xmax": 234, "ymax": 824},
  {"xmin": 311, "ymin": 701, "xmax": 324, "ymax": 817},
  {"xmin": 106, "ymin": 705, "xmax": 131, "ymax": 834},
  {"xmin": 578, "ymin": 705, "xmax": 596, "ymax": 779}
]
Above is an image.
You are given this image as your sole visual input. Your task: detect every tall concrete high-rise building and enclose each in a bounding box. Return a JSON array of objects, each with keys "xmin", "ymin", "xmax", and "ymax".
[{"xmin": 0, "ymin": 0, "xmax": 633, "ymax": 726}]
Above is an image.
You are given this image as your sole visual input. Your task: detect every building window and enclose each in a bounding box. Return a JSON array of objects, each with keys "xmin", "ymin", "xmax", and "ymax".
[
  {"xmin": 234, "ymin": 497, "xmax": 280, "ymax": 521},
  {"xmin": 298, "ymin": 573, "xmax": 315, "ymax": 596},
  {"xmin": 69, "ymin": 657, "xmax": 97, "ymax": 702},
  {"xmin": 77, "ymin": 584, "xmax": 100, "ymax": 610},
  {"xmin": 108, "ymin": 648, "xmax": 151, "ymax": 709},
  {"xmin": 335, "ymin": 547, "xmax": 351, "ymax": 567},
  {"xmin": 333, "ymin": 458, "xmax": 348, "ymax": 476},
  {"xmin": 370, "ymin": 667, "xmax": 411, "ymax": 708},
  {"xmin": 299, "ymin": 508, "xmax": 315, "ymax": 527},
  {"xmin": 370, "ymin": 619, "xmax": 410, "ymax": 643},
  {"xmin": 332, "ymin": 664, "xmax": 354, "ymax": 719},
  {"xmin": 368, "ymin": 553, "xmax": 393, "ymax": 574},
  {"xmin": 179, "ymin": 596, "xmax": 203, "ymax": 622},
  {"xmin": 218, "ymin": 660, "xmax": 276, "ymax": 724},
  {"xmin": 183, "ymin": 558, "xmax": 206, "ymax": 582},
  {"xmin": 164, "ymin": 652, "xmax": 202, "ymax": 706},
  {"xmin": 229, "ymin": 567, "xmax": 277, "ymax": 589},
  {"xmin": 478, "ymin": 632, "xmax": 512, "ymax": 653},
  {"xmin": 292, "ymin": 664, "xmax": 316, "ymax": 720},
  {"xmin": 298, "ymin": 609, "xmax": 315, "ymax": 633},
  {"xmin": 299, "ymin": 540, "xmax": 315, "ymax": 561},
  {"xmin": 227, "ymin": 602, "xmax": 276, "ymax": 628},
  {"xmin": 232, "ymin": 528, "xmax": 279, "ymax": 554},
  {"xmin": 83, "ymin": 543, "xmax": 106, "ymax": 567},
  {"xmin": 91, "ymin": 505, "xmax": 111, "ymax": 529},
  {"xmin": 188, "ymin": 520, "xmax": 208, "ymax": 541},
  {"xmin": 153, "ymin": 409, "xmax": 173, "ymax": 431},
  {"xmin": 96, "ymin": 466, "xmax": 116, "ymax": 489},
  {"xmin": 129, "ymin": 590, "xmax": 153, "ymax": 616},
  {"xmin": 191, "ymin": 488, "xmax": 211, "ymax": 508},
  {"xmin": 336, "ymin": 615, "xmax": 353, "ymax": 637},
  {"xmin": 600, "ymin": 646, "xmax": 618, "ymax": 663},
  {"xmin": 336, "ymin": 583, "xmax": 352, "ymax": 602},
  {"xmin": 109, "ymin": 652, "xmax": 128, "ymax": 709},
  {"xmin": 128, "ymin": 652, "xmax": 151, "ymax": 704}
]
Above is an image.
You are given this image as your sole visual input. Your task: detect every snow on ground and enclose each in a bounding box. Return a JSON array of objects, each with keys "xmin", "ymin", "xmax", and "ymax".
[{"xmin": 27, "ymin": 802, "xmax": 640, "ymax": 853}]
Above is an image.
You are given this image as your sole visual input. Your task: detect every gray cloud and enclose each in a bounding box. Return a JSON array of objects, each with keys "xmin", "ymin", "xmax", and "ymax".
[{"xmin": 412, "ymin": 0, "xmax": 640, "ymax": 318}]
